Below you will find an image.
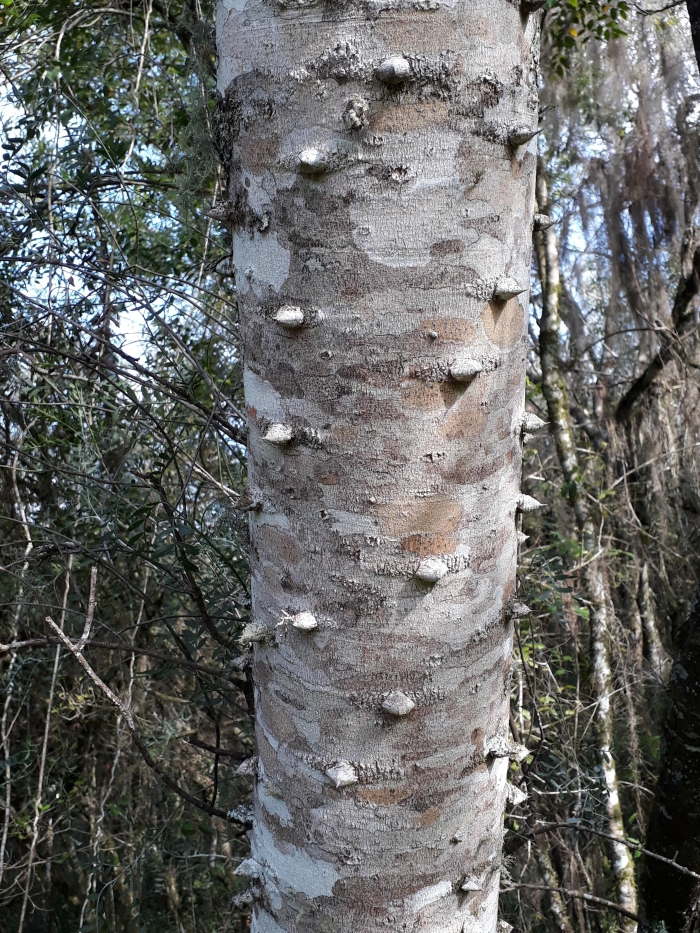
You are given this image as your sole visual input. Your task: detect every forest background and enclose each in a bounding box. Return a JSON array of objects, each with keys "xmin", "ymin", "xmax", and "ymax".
[{"xmin": 1, "ymin": 0, "xmax": 700, "ymax": 931}]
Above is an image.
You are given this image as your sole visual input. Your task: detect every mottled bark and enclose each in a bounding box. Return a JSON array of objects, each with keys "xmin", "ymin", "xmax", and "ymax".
[
  {"xmin": 216, "ymin": 3, "xmax": 541, "ymax": 930},
  {"xmin": 640, "ymin": 586, "xmax": 700, "ymax": 933},
  {"xmin": 535, "ymin": 168, "xmax": 639, "ymax": 929}
]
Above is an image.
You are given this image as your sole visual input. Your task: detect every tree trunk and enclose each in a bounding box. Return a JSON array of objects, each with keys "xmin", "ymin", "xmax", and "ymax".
[
  {"xmin": 216, "ymin": 3, "xmax": 541, "ymax": 930},
  {"xmin": 640, "ymin": 586, "xmax": 700, "ymax": 933}
]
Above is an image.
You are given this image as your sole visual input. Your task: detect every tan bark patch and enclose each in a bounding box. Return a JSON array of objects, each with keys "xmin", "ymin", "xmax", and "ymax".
[
  {"xmin": 481, "ymin": 299, "xmax": 524, "ymax": 348},
  {"xmin": 258, "ymin": 526, "xmax": 303, "ymax": 567},
  {"xmin": 370, "ymin": 98, "xmax": 450, "ymax": 134},
  {"xmin": 423, "ymin": 316, "xmax": 478, "ymax": 345},
  {"xmin": 401, "ymin": 381, "xmax": 444, "ymax": 411},
  {"xmin": 355, "ymin": 786, "xmax": 411, "ymax": 806},
  {"xmin": 240, "ymin": 135, "xmax": 279, "ymax": 170},
  {"xmin": 439, "ymin": 390, "xmax": 488, "ymax": 442},
  {"xmin": 400, "ymin": 532, "xmax": 459, "ymax": 555},
  {"xmin": 375, "ymin": 497, "xmax": 463, "ymax": 537}
]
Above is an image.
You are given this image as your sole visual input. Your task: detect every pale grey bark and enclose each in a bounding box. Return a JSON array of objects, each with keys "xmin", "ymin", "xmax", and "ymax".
[
  {"xmin": 217, "ymin": 3, "xmax": 541, "ymax": 929},
  {"xmin": 534, "ymin": 845, "xmax": 575, "ymax": 933},
  {"xmin": 638, "ymin": 563, "xmax": 672, "ymax": 683}
]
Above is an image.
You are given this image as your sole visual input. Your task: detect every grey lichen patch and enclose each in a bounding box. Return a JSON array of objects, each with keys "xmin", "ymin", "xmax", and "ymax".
[{"xmin": 240, "ymin": 620, "xmax": 269, "ymax": 646}]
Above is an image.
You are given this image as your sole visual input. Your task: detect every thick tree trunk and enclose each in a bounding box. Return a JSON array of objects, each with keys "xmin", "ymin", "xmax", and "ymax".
[
  {"xmin": 535, "ymin": 167, "xmax": 639, "ymax": 929},
  {"xmin": 640, "ymin": 586, "xmax": 700, "ymax": 933},
  {"xmin": 216, "ymin": 3, "xmax": 541, "ymax": 930}
]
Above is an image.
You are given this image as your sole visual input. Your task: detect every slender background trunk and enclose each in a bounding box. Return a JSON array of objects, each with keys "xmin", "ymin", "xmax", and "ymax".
[
  {"xmin": 216, "ymin": 2, "xmax": 541, "ymax": 929},
  {"xmin": 535, "ymin": 167, "xmax": 639, "ymax": 929}
]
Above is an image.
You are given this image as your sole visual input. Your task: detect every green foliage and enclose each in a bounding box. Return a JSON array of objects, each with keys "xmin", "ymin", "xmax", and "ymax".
[
  {"xmin": 545, "ymin": 0, "xmax": 630, "ymax": 75},
  {"xmin": 0, "ymin": 2, "xmax": 253, "ymax": 930}
]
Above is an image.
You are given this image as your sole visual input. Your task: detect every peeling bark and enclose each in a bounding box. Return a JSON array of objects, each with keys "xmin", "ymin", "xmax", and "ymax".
[{"xmin": 216, "ymin": 3, "xmax": 540, "ymax": 930}]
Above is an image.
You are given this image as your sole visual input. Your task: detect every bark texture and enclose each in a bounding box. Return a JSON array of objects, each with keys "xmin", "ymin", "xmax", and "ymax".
[
  {"xmin": 640, "ymin": 586, "xmax": 700, "ymax": 933},
  {"xmin": 216, "ymin": 3, "xmax": 540, "ymax": 930}
]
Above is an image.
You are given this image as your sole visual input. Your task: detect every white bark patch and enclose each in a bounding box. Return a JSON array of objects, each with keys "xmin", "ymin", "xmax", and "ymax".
[
  {"xmin": 233, "ymin": 231, "xmax": 290, "ymax": 296},
  {"xmin": 250, "ymin": 510, "xmax": 291, "ymax": 531},
  {"xmin": 244, "ymin": 368, "xmax": 284, "ymax": 422},
  {"xmin": 259, "ymin": 782, "xmax": 293, "ymax": 827},
  {"xmin": 252, "ymin": 822, "xmax": 340, "ymax": 899},
  {"xmin": 409, "ymin": 879, "xmax": 453, "ymax": 912},
  {"xmin": 350, "ymin": 131, "xmax": 477, "ymax": 268},
  {"xmin": 254, "ymin": 908, "xmax": 288, "ymax": 933}
]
